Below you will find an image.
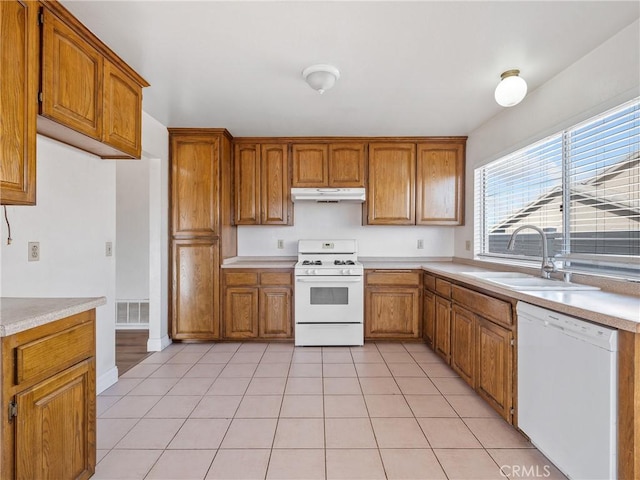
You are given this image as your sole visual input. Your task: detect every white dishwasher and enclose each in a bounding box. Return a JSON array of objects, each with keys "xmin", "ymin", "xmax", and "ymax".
[{"xmin": 517, "ymin": 302, "xmax": 618, "ymax": 480}]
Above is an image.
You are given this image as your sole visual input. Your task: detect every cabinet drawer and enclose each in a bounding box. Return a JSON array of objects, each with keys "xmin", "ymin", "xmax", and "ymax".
[
  {"xmin": 16, "ymin": 320, "xmax": 94, "ymax": 385},
  {"xmin": 452, "ymin": 285, "xmax": 513, "ymax": 327},
  {"xmin": 260, "ymin": 272, "xmax": 292, "ymax": 286},
  {"xmin": 423, "ymin": 273, "xmax": 436, "ymax": 292},
  {"xmin": 224, "ymin": 272, "xmax": 259, "ymax": 286},
  {"xmin": 435, "ymin": 279, "xmax": 452, "ymax": 298},
  {"xmin": 367, "ymin": 271, "xmax": 421, "ymax": 286}
]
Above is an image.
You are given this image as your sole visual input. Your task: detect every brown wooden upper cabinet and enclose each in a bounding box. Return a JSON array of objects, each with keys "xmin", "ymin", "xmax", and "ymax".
[
  {"xmin": 292, "ymin": 142, "xmax": 366, "ymax": 188},
  {"xmin": 366, "ymin": 139, "xmax": 465, "ymax": 226},
  {"xmin": 234, "ymin": 143, "xmax": 291, "ymax": 225},
  {"xmin": 38, "ymin": 3, "xmax": 148, "ymax": 159},
  {"xmin": 1, "ymin": 0, "xmax": 38, "ymax": 205}
]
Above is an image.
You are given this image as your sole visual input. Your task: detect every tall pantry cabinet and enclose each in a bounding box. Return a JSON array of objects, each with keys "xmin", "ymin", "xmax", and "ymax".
[{"xmin": 169, "ymin": 129, "xmax": 236, "ymax": 340}]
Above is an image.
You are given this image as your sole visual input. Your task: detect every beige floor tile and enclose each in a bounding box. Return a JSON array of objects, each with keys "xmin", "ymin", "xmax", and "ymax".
[
  {"xmin": 148, "ymin": 363, "xmax": 192, "ymax": 378},
  {"xmin": 380, "ymin": 448, "xmax": 447, "ymax": 479},
  {"xmin": 323, "ymin": 362, "xmax": 357, "ymax": 377},
  {"xmin": 206, "ymin": 377, "xmax": 251, "ymax": 395},
  {"xmin": 229, "ymin": 352, "xmax": 264, "ymax": 364},
  {"xmin": 376, "ymin": 343, "xmax": 407, "ymax": 352},
  {"xmin": 323, "ymin": 377, "xmax": 362, "ymax": 395},
  {"xmin": 101, "ymin": 395, "xmax": 161, "ymax": 418},
  {"xmin": 431, "ymin": 376, "xmax": 476, "ymax": 394},
  {"xmin": 96, "ymin": 418, "xmax": 138, "ymax": 449},
  {"xmin": 406, "ymin": 394, "xmax": 458, "ymax": 417},
  {"xmin": 324, "ymin": 395, "xmax": 368, "ymax": 418},
  {"xmin": 464, "ymin": 418, "xmax": 533, "ymax": 448},
  {"xmin": 326, "ymin": 449, "xmax": 386, "ymax": 480},
  {"xmin": 261, "ymin": 351, "xmax": 293, "ymax": 363},
  {"xmin": 273, "ymin": 418, "xmax": 325, "ymax": 448},
  {"xmin": 323, "ymin": 351, "xmax": 353, "ymax": 363},
  {"xmin": 116, "ymin": 418, "xmax": 185, "ymax": 449},
  {"xmin": 199, "ymin": 352, "xmax": 235, "ymax": 364},
  {"xmin": 145, "ymin": 395, "xmax": 201, "ymax": 418},
  {"xmin": 96, "ymin": 449, "xmax": 109, "ymax": 464},
  {"xmin": 267, "ymin": 449, "xmax": 325, "ymax": 480},
  {"xmin": 487, "ymin": 449, "xmax": 567, "ymax": 479},
  {"xmin": 403, "ymin": 342, "xmax": 430, "ymax": 352},
  {"xmin": 288, "ymin": 363, "xmax": 323, "ymax": 377},
  {"xmin": 418, "ymin": 418, "xmax": 482, "ymax": 448},
  {"xmin": 395, "ymin": 377, "xmax": 439, "ymax": 395},
  {"xmin": 92, "ymin": 449, "xmax": 161, "ymax": 479},
  {"xmin": 206, "ymin": 449, "xmax": 270, "ymax": 479},
  {"xmin": 181, "ymin": 343, "xmax": 214, "ymax": 353},
  {"xmin": 286, "ymin": 377, "xmax": 324, "ymax": 395},
  {"xmin": 410, "ymin": 351, "xmax": 445, "ymax": 363},
  {"xmin": 219, "ymin": 363, "xmax": 258, "ymax": 378},
  {"xmin": 145, "ymin": 449, "xmax": 216, "ymax": 479},
  {"xmin": 100, "ymin": 378, "xmax": 143, "ymax": 396},
  {"xmin": 169, "ymin": 418, "xmax": 231, "ymax": 449},
  {"xmin": 128, "ymin": 378, "xmax": 179, "ymax": 396},
  {"xmin": 364, "ymin": 394, "xmax": 413, "ymax": 417},
  {"xmin": 371, "ymin": 417, "xmax": 429, "ymax": 448},
  {"xmin": 355, "ymin": 363, "xmax": 392, "ymax": 377},
  {"xmin": 119, "ymin": 363, "xmax": 160, "ymax": 379},
  {"xmin": 97, "ymin": 395, "xmax": 121, "ymax": 416},
  {"xmin": 220, "ymin": 418, "xmax": 278, "ymax": 448},
  {"xmin": 351, "ymin": 351, "xmax": 385, "ymax": 363},
  {"xmin": 238, "ymin": 342, "xmax": 268, "ymax": 352},
  {"xmin": 434, "ymin": 448, "xmax": 505, "ymax": 480},
  {"xmin": 191, "ymin": 395, "xmax": 242, "ymax": 418},
  {"xmin": 141, "ymin": 350, "xmax": 178, "ymax": 365},
  {"xmin": 291, "ymin": 351, "xmax": 322, "ymax": 363},
  {"xmin": 235, "ymin": 395, "xmax": 283, "ymax": 418},
  {"xmin": 254, "ymin": 362, "xmax": 290, "ymax": 377},
  {"xmin": 421, "ymin": 362, "xmax": 460, "ymax": 377},
  {"xmin": 185, "ymin": 363, "xmax": 225, "ymax": 378},
  {"xmin": 359, "ymin": 377, "xmax": 400, "ymax": 394},
  {"xmin": 210, "ymin": 343, "xmax": 241, "ymax": 352},
  {"xmin": 325, "ymin": 418, "xmax": 377, "ymax": 448},
  {"xmin": 446, "ymin": 394, "xmax": 501, "ymax": 418},
  {"xmin": 380, "ymin": 352, "xmax": 415, "ymax": 363},
  {"xmin": 167, "ymin": 352, "xmax": 205, "ymax": 364},
  {"xmin": 168, "ymin": 377, "xmax": 215, "ymax": 395},
  {"xmin": 354, "ymin": 343, "xmax": 380, "ymax": 352},
  {"xmin": 266, "ymin": 343, "xmax": 294, "ymax": 352},
  {"xmin": 280, "ymin": 394, "xmax": 324, "ymax": 418},
  {"xmin": 387, "ymin": 362, "xmax": 427, "ymax": 377},
  {"xmin": 246, "ymin": 377, "xmax": 287, "ymax": 395}
]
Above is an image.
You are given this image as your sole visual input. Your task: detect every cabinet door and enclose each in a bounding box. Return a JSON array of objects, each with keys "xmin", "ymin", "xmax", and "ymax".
[
  {"xmin": 451, "ymin": 305, "xmax": 476, "ymax": 387},
  {"xmin": 16, "ymin": 359, "xmax": 95, "ymax": 480},
  {"xmin": 292, "ymin": 144, "xmax": 328, "ymax": 187},
  {"xmin": 1, "ymin": 0, "xmax": 38, "ymax": 205},
  {"xmin": 434, "ymin": 295, "xmax": 451, "ymax": 363},
  {"xmin": 328, "ymin": 143, "xmax": 366, "ymax": 187},
  {"xmin": 234, "ymin": 144, "xmax": 260, "ymax": 225},
  {"xmin": 365, "ymin": 287, "xmax": 420, "ymax": 338},
  {"xmin": 476, "ymin": 317, "xmax": 512, "ymax": 421},
  {"xmin": 172, "ymin": 239, "xmax": 220, "ymax": 339},
  {"xmin": 261, "ymin": 144, "xmax": 290, "ymax": 225},
  {"xmin": 224, "ymin": 287, "xmax": 258, "ymax": 339},
  {"xmin": 259, "ymin": 287, "xmax": 292, "ymax": 338},
  {"xmin": 416, "ymin": 142, "xmax": 464, "ymax": 225},
  {"xmin": 171, "ymin": 135, "xmax": 219, "ymax": 236},
  {"xmin": 41, "ymin": 9, "xmax": 102, "ymax": 139},
  {"xmin": 367, "ymin": 143, "xmax": 416, "ymax": 225},
  {"xmin": 103, "ymin": 60, "xmax": 142, "ymax": 158},
  {"xmin": 423, "ymin": 289, "xmax": 435, "ymax": 346}
]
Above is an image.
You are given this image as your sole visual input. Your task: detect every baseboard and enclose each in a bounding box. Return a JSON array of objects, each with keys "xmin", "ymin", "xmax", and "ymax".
[
  {"xmin": 147, "ymin": 334, "xmax": 171, "ymax": 352},
  {"xmin": 97, "ymin": 366, "xmax": 119, "ymax": 394}
]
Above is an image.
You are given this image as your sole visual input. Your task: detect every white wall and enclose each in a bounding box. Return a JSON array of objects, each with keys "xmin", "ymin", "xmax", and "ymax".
[
  {"xmin": 455, "ymin": 20, "xmax": 640, "ymax": 259},
  {"xmin": 0, "ymin": 136, "xmax": 117, "ymax": 391},
  {"xmin": 238, "ymin": 202, "xmax": 454, "ymax": 257}
]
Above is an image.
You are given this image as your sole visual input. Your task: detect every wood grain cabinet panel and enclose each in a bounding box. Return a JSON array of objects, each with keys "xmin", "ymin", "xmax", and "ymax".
[
  {"xmin": 434, "ymin": 295, "xmax": 451, "ymax": 363},
  {"xmin": 423, "ymin": 288, "xmax": 435, "ymax": 346},
  {"xmin": 292, "ymin": 142, "xmax": 365, "ymax": 188},
  {"xmin": 365, "ymin": 287, "xmax": 420, "ymax": 338},
  {"xmin": 261, "ymin": 144, "xmax": 290, "ymax": 225},
  {"xmin": 476, "ymin": 317, "xmax": 512, "ymax": 421},
  {"xmin": 416, "ymin": 142, "xmax": 465, "ymax": 225},
  {"xmin": 367, "ymin": 143, "xmax": 416, "ymax": 225},
  {"xmin": 451, "ymin": 305, "xmax": 476, "ymax": 387},
  {"xmin": 234, "ymin": 143, "xmax": 261, "ymax": 225},
  {"xmin": 328, "ymin": 143, "xmax": 366, "ymax": 187},
  {"xmin": 224, "ymin": 287, "xmax": 259, "ymax": 339},
  {"xmin": 260, "ymin": 287, "xmax": 292, "ymax": 338},
  {"xmin": 292, "ymin": 144, "xmax": 328, "ymax": 187},
  {"xmin": 0, "ymin": 0, "xmax": 38, "ymax": 205}
]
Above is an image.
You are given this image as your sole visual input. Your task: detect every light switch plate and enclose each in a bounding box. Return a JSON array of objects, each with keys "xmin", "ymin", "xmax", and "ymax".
[
  {"xmin": 106, "ymin": 242, "xmax": 113, "ymax": 257},
  {"xmin": 417, "ymin": 239, "xmax": 424, "ymax": 249}
]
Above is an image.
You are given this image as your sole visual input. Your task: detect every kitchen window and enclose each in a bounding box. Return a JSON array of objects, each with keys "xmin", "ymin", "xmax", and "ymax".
[{"xmin": 475, "ymin": 97, "xmax": 640, "ymax": 279}]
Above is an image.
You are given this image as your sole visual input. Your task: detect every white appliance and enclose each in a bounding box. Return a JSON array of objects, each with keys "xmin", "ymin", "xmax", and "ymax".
[
  {"xmin": 294, "ymin": 239, "xmax": 364, "ymax": 346},
  {"xmin": 517, "ymin": 302, "xmax": 618, "ymax": 480},
  {"xmin": 291, "ymin": 188, "xmax": 366, "ymax": 203}
]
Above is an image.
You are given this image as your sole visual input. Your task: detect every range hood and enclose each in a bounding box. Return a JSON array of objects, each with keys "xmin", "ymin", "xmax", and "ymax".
[{"xmin": 291, "ymin": 188, "xmax": 366, "ymax": 203}]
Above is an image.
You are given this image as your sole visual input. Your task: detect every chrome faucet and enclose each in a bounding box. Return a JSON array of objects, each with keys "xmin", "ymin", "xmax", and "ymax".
[{"xmin": 507, "ymin": 225, "xmax": 556, "ymax": 279}]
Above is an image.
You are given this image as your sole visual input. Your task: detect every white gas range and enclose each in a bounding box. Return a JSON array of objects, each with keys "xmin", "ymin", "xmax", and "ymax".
[{"xmin": 294, "ymin": 240, "xmax": 364, "ymax": 346}]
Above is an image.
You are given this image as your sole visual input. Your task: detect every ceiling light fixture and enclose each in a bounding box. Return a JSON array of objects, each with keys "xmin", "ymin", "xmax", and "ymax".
[
  {"xmin": 494, "ymin": 69, "xmax": 527, "ymax": 107},
  {"xmin": 302, "ymin": 64, "xmax": 340, "ymax": 94}
]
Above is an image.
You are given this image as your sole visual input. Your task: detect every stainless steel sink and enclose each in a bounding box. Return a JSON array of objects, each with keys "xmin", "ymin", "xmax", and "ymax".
[{"xmin": 461, "ymin": 271, "xmax": 600, "ymax": 291}]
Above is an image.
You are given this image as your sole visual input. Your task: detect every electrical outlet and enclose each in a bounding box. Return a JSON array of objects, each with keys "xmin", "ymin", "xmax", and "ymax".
[
  {"xmin": 417, "ymin": 239, "xmax": 424, "ymax": 249},
  {"xmin": 277, "ymin": 239, "xmax": 284, "ymax": 249},
  {"xmin": 28, "ymin": 242, "xmax": 39, "ymax": 262},
  {"xmin": 465, "ymin": 240, "xmax": 471, "ymax": 251},
  {"xmin": 106, "ymin": 242, "xmax": 113, "ymax": 257}
]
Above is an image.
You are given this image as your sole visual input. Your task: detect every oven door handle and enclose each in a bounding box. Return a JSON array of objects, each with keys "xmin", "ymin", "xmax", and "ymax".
[{"xmin": 296, "ymin": 277, "xmax": 363, "ymax": 283}]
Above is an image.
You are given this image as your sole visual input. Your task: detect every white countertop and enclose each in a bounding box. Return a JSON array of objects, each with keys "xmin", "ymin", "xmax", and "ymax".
[
  {"xmin": 222, "ymin": 256, "xmax": 296, "ymax": 269},
  {"xmin": 0, "ymin": 297, "xmax": 107, "ymax": 337}
]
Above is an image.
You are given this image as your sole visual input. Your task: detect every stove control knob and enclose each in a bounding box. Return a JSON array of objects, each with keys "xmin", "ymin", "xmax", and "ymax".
[
  {"xmin": 341, "ymin": 269, "xmax": 351, "ymax": 275},
  {"xmin": 306, "ymin": 269, "xmax": 317, "ymax": 275}
]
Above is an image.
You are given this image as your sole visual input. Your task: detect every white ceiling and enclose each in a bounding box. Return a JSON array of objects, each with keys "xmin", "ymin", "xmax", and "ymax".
[{"xmin": 61, "ymin": 1, "xmax": 639, "ymax": 137}]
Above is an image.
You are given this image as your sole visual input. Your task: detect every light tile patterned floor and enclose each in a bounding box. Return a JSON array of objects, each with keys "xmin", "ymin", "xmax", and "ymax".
[{"xmin": 95, "ymin": 342, "xmax": 567, "ymax": 480}]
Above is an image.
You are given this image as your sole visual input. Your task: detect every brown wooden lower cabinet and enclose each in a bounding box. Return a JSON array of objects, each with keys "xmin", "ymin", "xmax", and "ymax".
[
  {"xmin": 224, "ymin": 287, "xmax": 259, "ymax": 339},
  {"xmin": 433, "ymin": 295, "xmax": 451, "ymax": 362},
  {"xmin": 451, "ymin": 305, "xmax": 475, "ymax": 387},
  {"xmin": 422, "ymin": 288, "xmax": 435, "ymax": 346}
]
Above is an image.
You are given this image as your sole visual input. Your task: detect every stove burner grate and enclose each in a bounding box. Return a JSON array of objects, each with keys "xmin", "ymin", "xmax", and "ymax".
[{"xmin": 302, "ymin": 260, "xmax": 322, "ymax": 266}]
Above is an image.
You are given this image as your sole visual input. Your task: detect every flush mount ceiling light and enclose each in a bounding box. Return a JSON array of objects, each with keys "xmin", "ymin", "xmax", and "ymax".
[
  {"xmin": 494, "ymin": 69, "xmax": 528, "ymax": 107},
  {"xmin": 302, "ymin": 64, "xmax": 340, "ymax": 94}
]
